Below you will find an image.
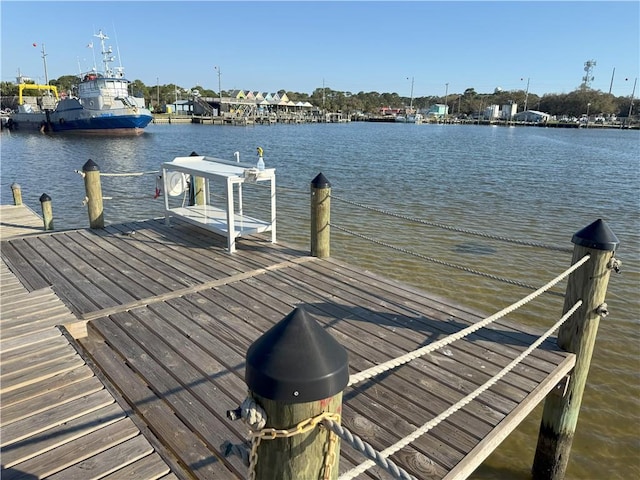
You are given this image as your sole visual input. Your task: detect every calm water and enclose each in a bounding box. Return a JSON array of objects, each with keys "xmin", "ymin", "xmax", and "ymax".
[{"xmin": 1, "ymin": 123, "xmax": 639, "ymax": 479}]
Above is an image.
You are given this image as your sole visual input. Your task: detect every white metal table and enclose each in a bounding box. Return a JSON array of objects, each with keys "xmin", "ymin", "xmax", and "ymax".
[{"xmin": 161, "ymin": 155, "xmax": 276, "ymax": 253}]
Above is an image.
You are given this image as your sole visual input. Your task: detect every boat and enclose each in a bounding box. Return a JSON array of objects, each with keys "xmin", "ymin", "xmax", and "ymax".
[
  {"xmin": 8, "ymin": 30, "xmax": 152, "ymax": 135},
  {"xmin": 395, "ymin": 112, "xmax": 423, "ymax": 124},
  {"xmin": 394, "ymin": 77, "xmax": 423, "ymax": 124}
]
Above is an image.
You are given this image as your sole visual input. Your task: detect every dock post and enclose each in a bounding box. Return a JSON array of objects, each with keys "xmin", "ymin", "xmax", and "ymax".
[
  {"xmin": 39, "ymin": 193, "xmax": 54, "ymax": 230},
  {"xmin": 83, "ymin": 159, "xmax": 104, "ymax": 229},
  {"xmin": 11, "ymin": 183, "xmax": 23, "ymax": 206},
  {"xmin": 188, "ymin": 151, "xmax": 205, "ymax": 205},
  {"xmin": 532, "ymin": 219, "xmax": 620, "ymax": 480},
  {"xmin": 243, "ymin": 307, "xmax": 349, "ymax": 479},
  {"xmin": 311, "ymin": 173, "xmax": 331, "ymax": 258}
]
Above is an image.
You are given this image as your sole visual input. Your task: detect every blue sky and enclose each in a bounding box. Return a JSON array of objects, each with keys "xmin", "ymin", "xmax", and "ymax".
[{"xmin": 1, "ymin": 1, "xmax": 638, "ymax": 98}]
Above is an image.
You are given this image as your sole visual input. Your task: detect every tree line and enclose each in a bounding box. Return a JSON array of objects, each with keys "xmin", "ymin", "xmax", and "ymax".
[{"xmin": 0, "ymin": 76, "xmax": 635, "ymax": 118}]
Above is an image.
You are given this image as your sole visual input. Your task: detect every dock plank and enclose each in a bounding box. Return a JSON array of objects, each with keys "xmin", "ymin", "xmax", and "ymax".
[
  {"xmin": 0, "ymin": 252, "xmax": 175, "ymax": 480},
  {"xmin": 83, "ymin": 327, "xmax": 237, "ymax": 479},
  {"xmin": 45, "ymin": 434, "xmax": 154, "ymax": 480},
  {"xmin": 0, "ymin": 389, "xmax": 116, "ymax": 447},
  {"xmin": 0, "ymin": 204, "xmax": 44, "ymax": 240},
  {"xmin": 1, "ymin": 376, "xmax": 105, "ymax": 424},
  {"xmin": 0, "ymin": 403, "xmax": 126, "ymax": 468},
  {"xmin": 99, "ymin": 452, "xmax": 172, "ymax": 480},
  {"xmin": 4, "ymin": 418, "xmax": 139, "ymax": 479}
]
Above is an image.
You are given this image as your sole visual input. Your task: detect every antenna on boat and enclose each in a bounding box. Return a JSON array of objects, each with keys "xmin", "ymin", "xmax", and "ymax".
[
  {"xmin": 112, "ymin": 24, "xmax": 125, "ymax": 78},
  {"xmin": 95, "ymin": 29, "xmax": 116, "ymax": 77}
]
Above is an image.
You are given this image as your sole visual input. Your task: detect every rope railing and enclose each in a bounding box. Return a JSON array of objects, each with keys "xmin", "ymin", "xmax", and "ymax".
[
  {"xmin": 74, "ymin": 169, "xmax": 159, "ymax": 177},
  {"xmin": 331, "ymin": 223, "xmax": 562, "ymax": 294},
  {"xmin": 99, "ymin": 171, "xmax": 159, "ymax": 177},
  {"xmin": 347, "ymin": 253, "xmax": 590, "ymax": 387},
  {"xmin": 328, "ymin": 298, "xmax": 583, "ymax": 480},
  {"xmin": 331, "ymin": 194, "xmax": 573, "ymax": 253}
]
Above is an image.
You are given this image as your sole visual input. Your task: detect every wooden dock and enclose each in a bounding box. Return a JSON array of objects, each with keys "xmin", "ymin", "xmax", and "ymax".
[{"xmin": 0, "ymin": 208, "xmax": 576, "ymax": 479}]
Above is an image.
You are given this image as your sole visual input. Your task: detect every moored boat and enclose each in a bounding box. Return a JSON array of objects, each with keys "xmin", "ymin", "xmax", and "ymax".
[
  {"xmin": 8, "ymin": 30, "xmax": 152, "ymax": 135},
  {"xmin": 395, "ymin": 112, "xmax": 423, "ymax": 124}
]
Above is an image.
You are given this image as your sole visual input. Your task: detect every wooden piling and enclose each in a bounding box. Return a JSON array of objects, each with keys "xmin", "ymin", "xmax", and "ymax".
[
  {"xmin": 39, "ymin": 193, "xmax": 54, "ymax": 230},
  {"xmin": 532, "ymin": 219, "xmax": 619, "ymax": 480},
  {"xmin": 11, "ymin": 183, "xmax": 22, "ymax": 206},
  {"xmin": 188, "ymin": 151, "xmax": 206, "ymax": 205},
  {"xmin": 250, "ymin": 392, "xmax": 343, "ymax": 479},
  {"xmin": 83, "ymin": 159, "xmax": 104, "ymax": 229},
  {"xmin": 194, "ymin": 177, "xmax": 205, "ymax": 205},
  {"xmin": 244, "ymin": 307, "xmax": 349, "ymax": 480},
  {"xmin": 310, "ymin": 173, "xmax": 331, "ymax": 258}
]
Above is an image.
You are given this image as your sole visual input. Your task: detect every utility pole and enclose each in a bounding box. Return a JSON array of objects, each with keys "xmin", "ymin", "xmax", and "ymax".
[
  {"xmin": 41, "ymin": 44, "xmax": 49, "ymax": 85},
  {"xmin": 213, "ymin": 67, "xmax": 222, "ymax": 103},
  {"xmin": 444, "ymin": 82, "xmax": 449, "ymax": 122},
  {"xmin": 627, "ymin": 77, "xmax": 637, "ymax": 123},
  {"xmin": 609, "ymin": 67, "xmax": 615, "ymax": 94},
  {"xmin": 523, "ymin": 77, "xmax": 530, "ymax": 112}
]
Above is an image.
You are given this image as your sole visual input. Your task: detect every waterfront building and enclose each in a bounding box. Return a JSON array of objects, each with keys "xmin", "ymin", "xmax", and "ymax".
[{"xmin": 513, "ymin": 110, "xmax": 551, "ymax": 123}]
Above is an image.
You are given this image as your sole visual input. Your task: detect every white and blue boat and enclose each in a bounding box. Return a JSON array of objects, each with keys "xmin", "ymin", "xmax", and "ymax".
[{"xmin": 9, "ymin": 30, "xmax": 152, "ymax": 135}]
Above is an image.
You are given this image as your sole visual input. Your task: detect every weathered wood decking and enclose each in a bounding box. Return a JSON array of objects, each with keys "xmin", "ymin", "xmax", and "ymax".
[
  {"xmin": 1, "ymin": 207, "xmax": 176, "ymax": 479},
  {"xmin": 1, "ymin": 207, "xmax": 575, "ymax": 479}
]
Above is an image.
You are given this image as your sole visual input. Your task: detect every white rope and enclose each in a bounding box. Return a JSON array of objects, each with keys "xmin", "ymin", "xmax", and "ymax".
[
  {"xmin": 239, "ymin": 396, "xmax": 267, "ymax": 430},
  {"xmin": 331, "ymin": 194, "xmax": 573, "ymax": 253},
  {"xmin": 348, "ymin": 254, "xmax": 590, "ymax": 387},
  {"xmin": 331, "ymin": 223, "xmax": 545, "ymax": 292},
  {"xmin": 100, "ymin": 171, "xmax": 158, "ymax": 177},
  {"xmin": 333, "ymin": 299, "xmax": 583, "ymax": 480}
]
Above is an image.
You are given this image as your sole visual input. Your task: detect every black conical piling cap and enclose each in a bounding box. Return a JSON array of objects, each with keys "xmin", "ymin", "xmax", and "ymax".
[
  {"xmin": 82, "ymin": 159, "xmax": 100, "ymax": 172},
  {"xmin": 245, "ymin": 307, "xmax": 349, "ymax": 403},
  {"xmin": 572, "ymin": 219, "xmax": 619, "ymax": 251},
  {"xmin": 39, "ymin": 193, "xmax": 51, "ymax": 202},
  {"xmin": 311, "ymin": 172, "xmax": 331, "ymax": 189}
]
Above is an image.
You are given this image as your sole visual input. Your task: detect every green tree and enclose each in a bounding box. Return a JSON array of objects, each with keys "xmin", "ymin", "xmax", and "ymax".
[{"xmin": 0, "ymin": 81, "xmax": 18, "ymax": 96}]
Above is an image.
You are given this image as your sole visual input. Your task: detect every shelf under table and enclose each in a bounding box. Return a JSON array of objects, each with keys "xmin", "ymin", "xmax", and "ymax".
[{"xmin": 168, "ymin": 205, "xmax": 272, "ymax": 237}]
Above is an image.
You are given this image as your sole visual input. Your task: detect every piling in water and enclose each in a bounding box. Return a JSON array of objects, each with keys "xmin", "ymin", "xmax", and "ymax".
[
  {"xmin": 82, "ymin": 159, "xmax": 104, "ymax": 229},
  {"xmin": 11, "ymin": 183, "xmax": 22, "ymax": 206},
  {"xmin": 39, "ymin": 193, "xmax": 53, "ymax": 230},
  {"xmin": 310, "ymin": 173, "xmax": 331, "ymax": 258},
  {"xmin": 532, "ymin": 219, "xmax": 619, "ymax": 480}
]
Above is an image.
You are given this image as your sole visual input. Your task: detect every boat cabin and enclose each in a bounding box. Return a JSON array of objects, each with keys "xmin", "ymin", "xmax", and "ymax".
[{"xmin": 78, "ymin": 75, "xmax": 133, "ymax": 110}]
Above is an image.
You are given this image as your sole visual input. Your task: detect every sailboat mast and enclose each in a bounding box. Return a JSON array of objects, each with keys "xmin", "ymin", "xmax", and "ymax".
[{"xmin": 409, "ymin": 76, "xmax": 414, "ymax": 110}]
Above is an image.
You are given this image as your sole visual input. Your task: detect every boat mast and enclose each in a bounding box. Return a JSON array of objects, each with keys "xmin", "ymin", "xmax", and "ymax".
[
  {"xmin": 408, "ymin": 76, "xmax": 414, "ymax": 111},
  {"xmin": 41, "ymin": 44, "xmax": 49, "ymax": 85},
  {"xmin": 94, "ymin": 29, "xmax": 116, "ymax": 77}
]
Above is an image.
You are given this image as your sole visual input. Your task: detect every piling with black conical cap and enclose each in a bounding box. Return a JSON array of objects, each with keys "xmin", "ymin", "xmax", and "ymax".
[
  {"xmin": 82, "ymin": 159, "xmax": 103, "ymax": 228},
  {"xmin": 571, "ymin": 218, "xmax": 619, "ymax": 251},
  {"xmin": 245, "ymin": 306, "xmax": 348, "ymax": 479},
  {"xmin": 246, "ymin": 306, "xmax": 348, "ymax": 402},
  {"xmin": 533, "ymin": 218, "xmax": 620, "ymax": 480},
  {"xmin": 39, "ymin": 193, "xmax": 53, "ymax": 230}
]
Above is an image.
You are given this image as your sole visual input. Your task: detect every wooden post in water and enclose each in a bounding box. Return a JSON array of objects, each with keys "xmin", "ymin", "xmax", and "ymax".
[
  {"xmin": 11, "ymin": 183, "xmax": 22, "ymax": 206},
  {"xmin": 83, "ymin": 159, "xmax": 104, "ymax": 229},
  {"xmin": 310, "ymin": 173, "xmax": 331, "ymax": 258},
  {"xmin": 39, "ymin": 193, "xmax": 53, "ymax": 230},
  {"xmin": 532, "ymin": 219, "xmax": 619, "ymax": 480},
  {"xmin": 243, "ymin": 307, "xmax": 349, "ymax": 479}
]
